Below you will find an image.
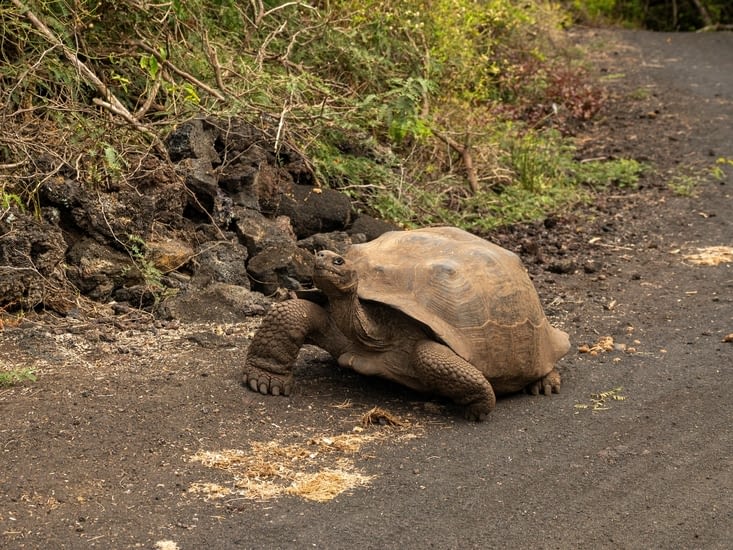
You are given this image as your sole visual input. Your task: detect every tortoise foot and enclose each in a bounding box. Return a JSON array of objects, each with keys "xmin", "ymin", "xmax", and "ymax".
[
  {"xmin": 242, "ymin": 367, "xmax": 293, "ymax": 397},
  {"xmin": 463, "ymin": 399, "xmax": 493, "ymax": 422},
  {"xmin": 525, "ymin": 368, "xmax": 561, "ymax": 396}
]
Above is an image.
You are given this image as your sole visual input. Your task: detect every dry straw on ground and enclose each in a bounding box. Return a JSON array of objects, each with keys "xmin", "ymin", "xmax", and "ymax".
[
  {"xmin": 682, "ymin": 245, "xmax": 733, "ymax": 266},
  {"xmin": 189, "ymin": 410, "xmax": 413, "ymax": 502}
]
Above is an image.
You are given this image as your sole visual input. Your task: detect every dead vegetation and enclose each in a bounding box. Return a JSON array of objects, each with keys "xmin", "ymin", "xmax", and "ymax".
[
  {"xmin": 189, "ymin": 412, "xmax": 417, "ymax": 502},
  {"xmin": 574, "ymin": 386, "xmax": 627, "ymax": 413},
  {"xmin": 681, "ymin": 245, "xmax": 733, "ymax": 266}
]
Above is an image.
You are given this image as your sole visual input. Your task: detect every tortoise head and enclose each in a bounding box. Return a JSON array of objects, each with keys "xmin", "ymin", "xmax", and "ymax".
[{"xmin": 313, "ymin": 250, "xmax": 358, "ymax": 296}]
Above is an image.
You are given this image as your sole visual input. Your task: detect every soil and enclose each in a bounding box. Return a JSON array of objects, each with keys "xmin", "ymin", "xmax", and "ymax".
[{"xmin": 1, "ymin": 28, "xmax": 732, "ymax": 549}]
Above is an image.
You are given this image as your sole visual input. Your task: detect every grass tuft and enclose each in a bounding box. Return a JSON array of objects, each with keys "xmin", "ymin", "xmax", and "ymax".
[{"xmin": 0, "ymin": 368, "xmax": 37, "ymax": 387}]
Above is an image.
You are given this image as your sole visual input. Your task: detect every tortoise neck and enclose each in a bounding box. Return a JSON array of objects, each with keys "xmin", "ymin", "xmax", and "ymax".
[{"xmin": 329, "ymin": 289, "xmax": 379, "ymax": 345}]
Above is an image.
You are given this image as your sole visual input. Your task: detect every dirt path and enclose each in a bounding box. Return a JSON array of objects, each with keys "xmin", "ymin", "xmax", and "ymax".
[{"xmin": 1, "ymin": 29, "xmax": 732, "ymax": 549}]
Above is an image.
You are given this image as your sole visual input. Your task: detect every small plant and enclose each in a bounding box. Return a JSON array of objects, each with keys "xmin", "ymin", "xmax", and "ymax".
[
  {"xmin": 711, "ymin": 157, "xmax": 733, "ymax": 182},
  {"xmin": 126, "ymin": 235, "xmax": 163, "ymax": 288},
  {"xmin": 569, "ymin": 158, "xmax": 646, "ymax": 190},
  {"xmin": 628, "ymin": 86, "xmax": 651, "ymax": 100},
  {"xmin": 1, "ymin": 190, "xmax": 24, "ymax": 211},
  {"xmin": 103, "ymin": 144, "xmax": 124, "ymax": 182},
  {"xmin": 668, "ymin": 174, "xmax": 701, "ymax": 197},
  {"xmin": 501, "ymin": 129, "xmax": 567, "ymax": 192},
  {"xmin": 0, "ymin": 368, "xmax": 37, "ymax": 387},
  {"xmin": 382, "ymin": 77, "xmax": 435, "ymax": 143},
  {"xmin": 1, "ymin": 188, "xmax": 25, "ymax": 220}
]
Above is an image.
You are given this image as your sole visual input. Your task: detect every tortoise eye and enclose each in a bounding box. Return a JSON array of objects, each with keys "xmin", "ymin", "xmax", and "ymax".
[{"xmin": 333, "ymin": 257, "xmax": 345, "ymax": 266}]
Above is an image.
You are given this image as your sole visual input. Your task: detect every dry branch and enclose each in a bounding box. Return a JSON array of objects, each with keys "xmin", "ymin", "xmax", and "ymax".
[
  {"xmin": 11, "ymin": 0, "xmax": 168, "ymax": 157},
  {"xmin": 133, "ymin": 73, "xmax": 163, "ymax": 120},
  {"xmin": 203, "ymin": 31, "xmax": 228, "ymax": 95},
  {"xmin": 434, "ymin": 130, "xmax": 480, "ymax": 194},
  {"xmin": 134, "ymin": 40, "xmax": 227, "ymax": 101},
  {"xmin": 91, "ymin": 98, "xmax": 167, "ymax": 157},
  {"xmin": 691, "ymin": 0, "xmax": 713, "ymax": 27}
]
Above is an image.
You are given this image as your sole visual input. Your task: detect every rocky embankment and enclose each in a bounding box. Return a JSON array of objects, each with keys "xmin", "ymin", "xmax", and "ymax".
[{"xmin": 0, "ymin": 117, "xmax": 396, "ymax": 320}]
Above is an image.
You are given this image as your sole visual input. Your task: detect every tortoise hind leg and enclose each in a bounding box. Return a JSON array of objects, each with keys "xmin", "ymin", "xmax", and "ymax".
[
  {"xmin": 525, "ymin": 368, "xmax": 561, "ymax": 396},
  {"xmin": 411, "ymin": 340, "xmax": 496, "ymax": 421}
]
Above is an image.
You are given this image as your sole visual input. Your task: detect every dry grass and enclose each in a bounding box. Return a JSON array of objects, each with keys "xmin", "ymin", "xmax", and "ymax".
[
  {"xmin": 360, "ymin": 406, "xmax": 408, "ymax": 427},
  {"xmin": 285, "ymin": 469, "xmax": 374, "ymax": 502},
  {"xmin": 682, "ymin": 246, "xmax": 733, "ymax": 266},
  {"xmin": 188, "ymin": 417, "xmax": 414, "ymax": 502}
]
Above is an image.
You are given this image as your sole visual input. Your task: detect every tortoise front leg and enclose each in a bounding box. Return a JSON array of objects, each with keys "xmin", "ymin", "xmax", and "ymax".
[
  {"xmin": 243, "ymin": 299, "xmax": 333, "ymax": 396},
  {"xmin": 411, "ymin": 340, "xmax": 496, "ymax": 421}
]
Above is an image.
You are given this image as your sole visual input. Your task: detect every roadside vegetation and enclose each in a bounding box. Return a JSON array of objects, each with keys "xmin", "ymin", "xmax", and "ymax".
[
  {"xmin": 1, "ymin": 1, "xmax": 662, "ymax": 234},
  {"xmin": 565, "ymin": 0, "xmax": 733, "ymax": 31}
]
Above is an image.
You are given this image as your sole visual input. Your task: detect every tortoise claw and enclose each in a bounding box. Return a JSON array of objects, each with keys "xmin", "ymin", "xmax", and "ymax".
[
  {"xmin": 525, "ymin": 369, "xmax": 561, "ymax": 396},
  {"xmin": 464, "ymin": 400, "xmax": 493, "ymax": 422},
  {"xmin": 243, "ymin": 368, "xmax": 293, "ymax": 397}
]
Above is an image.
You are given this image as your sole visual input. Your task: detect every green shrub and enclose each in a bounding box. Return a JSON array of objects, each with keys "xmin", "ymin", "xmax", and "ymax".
[
  {"xmin": 562, "ymin": 0, "xmax": 733, "ymax": 30},
  {"xmin": 0, "ymin": 1, "xmax": 639, "ymax": 233}
]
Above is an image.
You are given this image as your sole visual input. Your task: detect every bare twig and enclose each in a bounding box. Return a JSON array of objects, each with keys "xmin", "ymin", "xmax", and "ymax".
[
  {"xmin": 133, "ymin": 71, "xmax": 163, "ymax": 120},
  {"xmin": 134, "ymin": 40, "xmax": 227, "ymax": 101},
  {"xmin": 433, "ymin": 130, "xmax": 480, "ymax": 194},
  {"xmin": 11, "ymin": 0, "xmax": 168, "ymax": 158},
  {"xmin": 274, "ymin": 88, "xmax": 293, "ymax": 155},
  {"xmin": 697, "ymin": 23, "xmax": 733, "ymax": 31},
  {"xmin": 0, "ymin": 161, "xmax": 26, "ymax": 170},
  {"xmin": 691, "ymin": 0, "xmax": 713, "ymax": 27},
  {"xmin": 257, "ymin": 20, "xmax": 288, "ymax": 69},
  {"xmin": 203, "ymin": 30, "xmax": 228, "ymax": 95},
  {"xmin": 252, "ymin": 0, "xmax": 265, "ymax": 26},
  {"xmin": 92, "ymin": 98, "xmax": 168, "ymax": 158},
  {"xmin": 253, "ymin": 0, "xmax": 316, "ymax": 27}
]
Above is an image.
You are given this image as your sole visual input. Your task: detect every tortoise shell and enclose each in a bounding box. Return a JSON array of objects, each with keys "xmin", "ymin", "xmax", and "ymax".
[{"xmin": 345, "ymin": 226, "xmax": 569, "ymax": 392}]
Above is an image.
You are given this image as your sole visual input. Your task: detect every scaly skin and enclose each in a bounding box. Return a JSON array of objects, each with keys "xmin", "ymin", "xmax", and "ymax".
[
  {"xmin": 243, "ymin": 243, "xmax": 567, "ymax": 420},
  {"xmin": 243, "ymin": 298, "xmax": 498, "ymax": 419},
  {"xmin": 242, "ymin": 299, "xmax": 332, "ymax": 396},
  {"xmin": 410, "ymin": 340, "xmax": 497, "ymax": 421}
]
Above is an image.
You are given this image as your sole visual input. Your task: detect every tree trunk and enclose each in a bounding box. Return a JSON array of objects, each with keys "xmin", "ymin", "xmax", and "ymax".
[{"xmin": 691, "ymin": 0, "xmax": 714, "ymax": 27}]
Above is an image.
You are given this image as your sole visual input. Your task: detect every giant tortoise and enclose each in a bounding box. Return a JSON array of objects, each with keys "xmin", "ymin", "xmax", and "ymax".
[{"xmin": 242, "ymin": 226, "xmax": 570, "ymax": 420}]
